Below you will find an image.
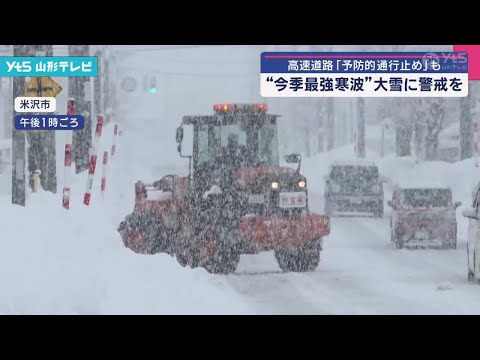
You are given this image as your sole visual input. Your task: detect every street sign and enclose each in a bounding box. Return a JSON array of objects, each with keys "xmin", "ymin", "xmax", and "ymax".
[{"xmin": 24, "ymin": 76, "xmax": 62, "ymax": 98}]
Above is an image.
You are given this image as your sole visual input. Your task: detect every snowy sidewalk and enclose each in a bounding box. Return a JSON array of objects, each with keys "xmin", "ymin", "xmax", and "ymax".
[{"xmin": 0, "ymin": 122, "xmax": 253, "ymax": 315}]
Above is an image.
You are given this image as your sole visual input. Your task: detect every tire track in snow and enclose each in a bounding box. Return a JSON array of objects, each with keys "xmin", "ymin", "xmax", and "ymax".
[{"xmin": 227, "ymin": 213, "xmax": 480, "ymax": 314}]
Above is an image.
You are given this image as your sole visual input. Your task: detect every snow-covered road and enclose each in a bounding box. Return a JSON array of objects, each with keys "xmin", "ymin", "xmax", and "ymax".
[
  {"xmin": 228, "ymin": 214, "xmax": 480, "ymax": 314},
  {"xmin": 116, "ymin": 120, "xmax": 480, "ymax": 314},
  {"xmin": 225, "ymin": 188, "xmax": 480, "ymax": 314},
  {"xmin": 4, "ymin": 46, "xmax": 479, "ymax": 314}
]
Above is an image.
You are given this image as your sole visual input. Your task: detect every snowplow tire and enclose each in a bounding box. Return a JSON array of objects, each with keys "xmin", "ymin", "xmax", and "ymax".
[
  {"xmin": 176, "ymin": 253, "xmax": 189, "ymax": 267},
  {"xmin": 175, "ymin": 247, "xmax": 200, "ymax": 269},
  {"xmin": 202, "ymin": 229, "xmax": 241, "ymax": 275},
  {"xmin": 468, "ymin": 253, "xmax": 477, "ymax": 282},
  {"xmin": 203, "ymin": 248, "xmax": 240, "ymax": 275},
  {"xmin": 275, "ymin": 238, "xmax": 322, "ymax": 273}
]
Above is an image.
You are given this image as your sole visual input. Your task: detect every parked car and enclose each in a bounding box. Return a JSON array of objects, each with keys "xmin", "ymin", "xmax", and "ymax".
[
  {"xmin": 461, "ymin": 183, "xmax": 480, "ymax": 282},
  {"xmin": 388, "ymin": 186, "xmax": 461, "ymax": 249},
  {"xmin": 324, "ymin": 161, "xmax": 384, "ymax": 217}
]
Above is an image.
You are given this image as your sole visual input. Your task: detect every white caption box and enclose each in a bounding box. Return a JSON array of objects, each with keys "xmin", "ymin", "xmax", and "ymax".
[
  {"xmin": 261, "ymin": 73, "xmax": 469, "ymax": 98},
  {"xmin": 15, "ymin": 97, "xmax": 56, "ymax": 113}
]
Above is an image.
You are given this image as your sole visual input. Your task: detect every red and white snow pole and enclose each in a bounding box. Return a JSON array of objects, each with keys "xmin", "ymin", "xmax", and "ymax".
[
  {"xmin": 111, "ymin": 124, "xmax": 118, "ymax": 157},
  {"xmin": 100, "ymin": 151, "xmax": 108, "ymax": 198},
  {"xmin": 62, "ymin": 98, "xmax": 75, "ymax": 209},
  {"xmin": 83, "ymin": 115, "xmax": 104, "ymax": 205}
]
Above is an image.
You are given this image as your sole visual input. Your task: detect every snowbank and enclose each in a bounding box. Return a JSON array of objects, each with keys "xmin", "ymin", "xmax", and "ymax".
[
  {"xmin": 300, "ymin": 139, "xmax": 480, "ymax": 242},
  {"xmin": 378, "ymin": 156, "xmax": 452, "ymax": 189},
  {"xmin": 0, "ymin": 190, "xmax": 252, "ymax": 314},
  {"xmin": 378, "ymin": 155, "xmax": 480, "ymax": 205},
  {"xmin": 301, "ymin": 141, "xmax": 480, "ymax": 210},
  {"xmin": 375, "ymin": 155, "xmax": 480, "ymax": 246},
  {"xmin": 0, "ymin": 122, "xmax": 252, "ymax": 315}
]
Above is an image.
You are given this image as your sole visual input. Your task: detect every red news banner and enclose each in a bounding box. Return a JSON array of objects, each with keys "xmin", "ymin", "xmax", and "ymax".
[{"xmin": 453, "ymin": 45, "xmax": 480, "ymax": 80}]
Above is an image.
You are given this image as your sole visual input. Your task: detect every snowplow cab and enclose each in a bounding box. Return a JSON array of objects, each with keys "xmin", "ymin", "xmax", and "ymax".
[{"xmin": 178, "ymin": 104, "xmax": 313, "ymax": 217}]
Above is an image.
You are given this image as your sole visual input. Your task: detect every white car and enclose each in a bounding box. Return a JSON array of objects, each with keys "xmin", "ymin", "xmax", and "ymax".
[{"xmin": 462, "ymin": 184, "xmax": 480, "ymax": 282}]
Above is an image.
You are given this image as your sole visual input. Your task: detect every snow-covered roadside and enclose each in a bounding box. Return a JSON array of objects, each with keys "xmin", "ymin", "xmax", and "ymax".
[{"xmin": 0, "ymin": 122, "xmax": 253, "ymax": 314}]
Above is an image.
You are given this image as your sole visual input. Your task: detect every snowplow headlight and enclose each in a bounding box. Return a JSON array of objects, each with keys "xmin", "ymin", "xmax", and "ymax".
[
  {"xmin": 271, "ymin": 182, "xmax": 279, "ymax": 190},
  {"xmin": 298, "ymin": 180, "xmax": 306, "ymax": 188}
]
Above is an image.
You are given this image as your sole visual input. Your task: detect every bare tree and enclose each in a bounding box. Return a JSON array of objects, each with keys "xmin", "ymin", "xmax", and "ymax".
[
  {"xmin": 387, "ymin": 45, "xmax": 414, "ymax": 157},
  {"xmin": 326, "ymin": 97, "xmax": 334, "ymax": 151},
  {"xmin": 409, "ymin": 97, "xmax": 446, "ymax": 161},
  {"xmin": 357, "ymin": 97, "xmax": 366, "ymax": 158},
  {"xmin": 316, "ymin": 102, "xmax": 326, "ymax": 153},
  {"xmin": 410, "ymin": 98, "xmax": 424, "ymax": 160},
  {"xmin": 425, "ymin": 98, "xmax": 446, "ymax": 160},
  {"xmin": 460, "ymin": 82, "xmax": 473, "ymax": 160}
]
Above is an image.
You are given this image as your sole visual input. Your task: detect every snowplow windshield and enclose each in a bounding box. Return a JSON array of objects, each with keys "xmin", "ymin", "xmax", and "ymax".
[
  {"xmin": 399, "ymin": 189, "xmax": 452, "ymax": 208},
  {"xmin": 196, "ymin": 122, "xmax": 279, "ymax": 167}
]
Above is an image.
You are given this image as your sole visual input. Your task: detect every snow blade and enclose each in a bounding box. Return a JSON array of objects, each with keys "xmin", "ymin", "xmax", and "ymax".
[{"xmin": 118, "ymin": 211, "xmax": 171, "ymax": 255}]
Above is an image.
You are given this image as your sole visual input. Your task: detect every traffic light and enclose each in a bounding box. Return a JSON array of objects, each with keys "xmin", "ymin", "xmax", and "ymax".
[{"xmin": 149, "ymin": 76, "xmax": 157, "ymax": 94}]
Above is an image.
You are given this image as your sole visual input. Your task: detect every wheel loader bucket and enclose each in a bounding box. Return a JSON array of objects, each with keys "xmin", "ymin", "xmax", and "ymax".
[{"xmin": 117, "ymin": 181, "xmax": 173, "ymax": 255}]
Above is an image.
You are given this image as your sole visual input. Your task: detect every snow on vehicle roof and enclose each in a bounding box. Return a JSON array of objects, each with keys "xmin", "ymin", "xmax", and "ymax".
[
  {"xmin": 330, "ymin": 160, "xmax": 377, "ymax": 168},
  {"xmin": 398, "ymin": 185, "xmax": 451, "ymax": 190},
  {"xmin": 393, "ymin": 180, "xmax": 451, "ymax": 191}
]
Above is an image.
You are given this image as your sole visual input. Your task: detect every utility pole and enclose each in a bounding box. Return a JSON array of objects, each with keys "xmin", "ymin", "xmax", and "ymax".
[
  {"xmin": 25, "ymin": 45, "xmax": 57, "ymax": 194},
  {"xmin": 350, "ymin": 98, "xmax": 356, "ymax": 144},
  {"xmin": 0, "ymin": 76, "xmax": 6, "ymax": 138},
  {"xmin": 103, "ymin": 48, "xmax": 111, "ymax": 114},
  {"xmin": 5, "ymin": 77, "xmax": 12, "ymax": 137},
  {"xmin": 69, "ymin": 45, "xmax": 92, "ymax": 173},
  {"xmin": 340, "ymin": 109, "xmax": 348, "ymax": 146},
  {"xmin": 460, "ymin": 82, "xmax": 473, "ymax": 160},
  {"xmin": 93, "ymin": 49, "xmax": 103, "ymax": 120},
  {"xmin": 43, "ymin": 45, "xmax": 57, "ymax": 193},
  {"xmin": 0, "ymin": 46, "xmax": 12, "ymax": 139},
  {"xmin": 326, "ymin": 98, "xmax": 334, "ymax": 151},
  {"xmin": 12, "ymin": 45, "xmax": 32, "ymax": 206}
]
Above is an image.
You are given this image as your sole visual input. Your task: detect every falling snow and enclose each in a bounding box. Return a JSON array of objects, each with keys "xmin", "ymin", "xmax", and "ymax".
[{"xmin": 1, "ymin": 45, "xmax": 480, "ymax": 314}]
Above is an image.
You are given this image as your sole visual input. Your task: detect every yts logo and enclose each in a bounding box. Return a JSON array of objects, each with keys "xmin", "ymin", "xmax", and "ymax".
[
  {"xmin": 422, "ymin": 52, "xmax": 468, "ymax": 64},
  {"xmin": 6, "ymin": 61, "xmax": 32, "ymax": 72}
]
